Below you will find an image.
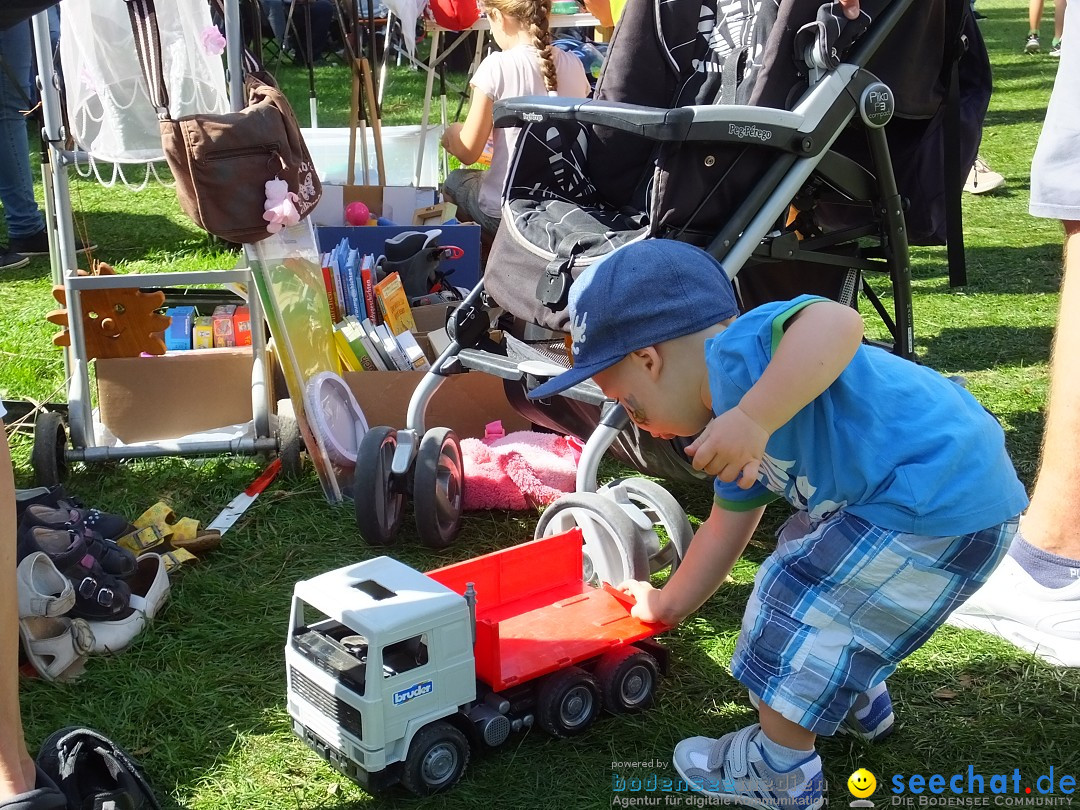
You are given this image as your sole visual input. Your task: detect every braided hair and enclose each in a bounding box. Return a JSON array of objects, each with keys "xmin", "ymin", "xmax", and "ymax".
[{"xmin": 486, "ymin": 0, "xmax": 557, "ymax": 92}]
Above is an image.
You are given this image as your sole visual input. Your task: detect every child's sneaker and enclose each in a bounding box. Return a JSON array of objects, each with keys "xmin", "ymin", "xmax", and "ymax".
[
  {"xmin": 1025, "ymin": 33, "xmax": 1041, "ymax": 53},
  {"xmin": 1049, "ymin": 40, "xmax": 1062, "ymax": 56},
  {"xmin": 674, "ymin": 724, "xmax": 824, "ymax": 810},
  {"xmin": 749, "ymin": 684, "xmax": 895, "ymax": 743},
  {"xmin": 947, "ymin": 555, "xmax": 1080, "ymax": 667}
]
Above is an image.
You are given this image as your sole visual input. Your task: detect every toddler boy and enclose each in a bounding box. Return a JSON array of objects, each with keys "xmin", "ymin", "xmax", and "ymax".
[{"xmin": 528, "ymin": 239, "xmax": 1027, "ymax": 809}]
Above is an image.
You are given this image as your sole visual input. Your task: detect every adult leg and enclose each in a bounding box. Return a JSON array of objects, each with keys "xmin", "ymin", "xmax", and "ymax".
[
  {"xmin": 1053, "ymin": 0, "xmax": 1068, "ymax": 42},
  {"xmin": 0, "ymin": 419, "xmax": 33, "ymax": 798},
  {"xmin": 1021, "ymin": 221, "xmax": 1080, "ymax": 558},
  {"xmin": 0, "ymin": 21, "xmax": 46, "ymax": 242},
  {"xmin": 1031, "ymin": 0, "xmax": 1045, "ymax": 32}
]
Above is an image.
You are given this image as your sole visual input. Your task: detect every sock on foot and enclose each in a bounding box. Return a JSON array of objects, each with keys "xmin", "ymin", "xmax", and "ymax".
[
  {"xmin": 1052, "ymin": 37, "xmax": 1062, "ymax": 46},
  {"xmin": 1008, "ymin": 533, "xmax": 1080, "ymax": 589},
  {"xmin": 753, "ymin": 727, "xmax": 816, "ymax": 773}
]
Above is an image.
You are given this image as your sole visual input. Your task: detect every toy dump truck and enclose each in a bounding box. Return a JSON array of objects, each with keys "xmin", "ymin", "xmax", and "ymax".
[{"xmin": 285, "ymin": 529, "xmax": 670, "ymax": 796}]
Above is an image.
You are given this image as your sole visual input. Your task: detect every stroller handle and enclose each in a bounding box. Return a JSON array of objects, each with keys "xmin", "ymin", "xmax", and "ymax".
[{"xmin": 494, "ymin": 97, "xmax": 695, "ymax": 141}]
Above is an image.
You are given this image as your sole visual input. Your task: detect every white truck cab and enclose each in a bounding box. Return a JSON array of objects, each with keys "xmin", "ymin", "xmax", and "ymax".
[{"xmin": 285, "ymin": 556, "xmax": 477, "ymax": 793}]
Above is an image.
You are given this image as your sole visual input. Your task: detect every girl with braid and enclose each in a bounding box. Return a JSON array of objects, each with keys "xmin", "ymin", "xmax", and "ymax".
[{"xmin": 441, "ymin": 0, "xmax": 590, "ymax": 238}]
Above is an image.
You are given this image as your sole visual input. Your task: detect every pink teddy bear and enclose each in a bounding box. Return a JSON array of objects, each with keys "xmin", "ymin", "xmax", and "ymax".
[{"xmin": 263, "ymin": 177, "xmax": 301, "ymax": 233}]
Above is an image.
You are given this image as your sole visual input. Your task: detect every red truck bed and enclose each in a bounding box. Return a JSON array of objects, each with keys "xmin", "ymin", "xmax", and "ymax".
[{"xmin": 427, "ymin": 529, "xmax": 665, "ymax": 691}]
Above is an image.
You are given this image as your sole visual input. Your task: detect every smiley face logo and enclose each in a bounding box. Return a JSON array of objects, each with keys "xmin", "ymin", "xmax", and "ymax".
[{"xmin": 848, "ymin": 768, "xmax": 877, "ymax": 798}]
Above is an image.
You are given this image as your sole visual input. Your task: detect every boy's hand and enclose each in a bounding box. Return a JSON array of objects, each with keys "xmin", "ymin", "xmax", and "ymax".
[
  {"xmin": 684, "ymin": 406, "xmax": 769, "ymax": 488},
  {"xmin": 617, "ymin": 579, "xmax": 670, "ymax": 624}
]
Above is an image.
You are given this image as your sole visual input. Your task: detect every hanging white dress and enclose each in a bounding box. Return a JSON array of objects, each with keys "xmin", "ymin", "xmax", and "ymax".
[{"xmin": 59, "ymin": 0, "xmax": 229, "ymax": 171}]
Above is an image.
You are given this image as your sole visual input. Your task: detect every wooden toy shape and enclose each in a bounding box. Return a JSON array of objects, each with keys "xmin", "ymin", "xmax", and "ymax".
[{"xmin": 47, "ymin": 262, "xmax": 171, "ymax": 359}]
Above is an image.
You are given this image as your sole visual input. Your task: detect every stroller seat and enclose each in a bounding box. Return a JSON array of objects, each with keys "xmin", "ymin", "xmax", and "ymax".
[{"xmin": 352, "ymin": 0, "xmax": 980, "ymax": 573}]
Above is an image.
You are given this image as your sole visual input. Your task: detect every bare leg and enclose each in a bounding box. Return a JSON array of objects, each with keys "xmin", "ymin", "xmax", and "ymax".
[
  {"xmin": 1020, "ymin": 221, "xmax": 1080, "ymax": 559},
  {"xmin": 1054, "ymin": 0, "xmax": 1068, "ymax": 40},
  {"xmin": 0, "ymin": 421, "xmax": 34, "ymax": 799},
  {"xmin": 1031, "ymin": 0, "xmax": 1046, "ymax": 31},
  {"xmin": 758, "ymin": 701, "xmax": 817, "ymax": 751}
]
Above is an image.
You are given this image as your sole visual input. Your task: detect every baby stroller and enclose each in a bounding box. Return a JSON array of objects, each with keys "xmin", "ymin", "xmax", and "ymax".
[{"xmin": 354, "ymin": 0, "xmax": 974, "ymax": 583}]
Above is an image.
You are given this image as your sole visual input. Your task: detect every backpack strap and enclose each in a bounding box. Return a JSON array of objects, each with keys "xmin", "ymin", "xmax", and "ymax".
[{"xmin": 942, "ymin": 0, "xmax": 970, "ymax": 288}]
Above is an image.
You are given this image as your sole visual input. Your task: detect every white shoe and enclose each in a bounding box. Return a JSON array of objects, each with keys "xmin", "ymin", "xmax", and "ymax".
[
  {"xmin": 963, "ymin": 157, "xmax": 1006, "ymax": 194},
  {"xmin": 947, "ymin": 556, "xmax": 1080, "ymax": 667}
]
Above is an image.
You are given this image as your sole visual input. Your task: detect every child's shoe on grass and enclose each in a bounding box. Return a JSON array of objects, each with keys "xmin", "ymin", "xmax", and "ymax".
[{"xmin": 673, "ymin": 724, "xmax": 825, "ymax": 810}]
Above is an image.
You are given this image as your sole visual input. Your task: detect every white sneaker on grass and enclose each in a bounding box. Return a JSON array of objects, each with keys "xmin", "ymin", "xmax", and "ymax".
[
  {"xmin": 964, "ymin": 157, "xmax": 1006, "ymax": 194},
  {"xmin": 674, "ymin": 724, "xmax": 825, "ymax": 810},
  {"xmin": 947, "ymin": 555, "xmax": 1080, "ymax": 667}
]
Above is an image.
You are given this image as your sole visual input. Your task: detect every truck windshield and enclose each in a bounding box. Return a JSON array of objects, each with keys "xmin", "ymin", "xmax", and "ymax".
[{"xmin": 292, "ymin": 606, "xmax": 369, "ymax": 694}]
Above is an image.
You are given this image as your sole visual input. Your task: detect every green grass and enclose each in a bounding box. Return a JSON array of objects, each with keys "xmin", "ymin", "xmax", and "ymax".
[{"xmin": 6, "ymin": 2, "xmax": 1080, "ymax": 807}]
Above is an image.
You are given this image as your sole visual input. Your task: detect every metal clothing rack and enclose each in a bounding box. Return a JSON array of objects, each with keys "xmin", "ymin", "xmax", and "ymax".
[{"xmin": 28, "ymin": 0, "xmax": 278, "ymax": 485}]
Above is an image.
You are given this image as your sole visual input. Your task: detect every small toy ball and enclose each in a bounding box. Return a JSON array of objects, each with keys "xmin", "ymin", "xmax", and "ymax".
[{"xmin": 345, "ymin": 201, "xmax": 371, "ymax": 226}]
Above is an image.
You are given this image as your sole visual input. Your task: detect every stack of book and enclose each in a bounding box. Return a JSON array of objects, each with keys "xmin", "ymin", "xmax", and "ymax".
[{"xmin": 322, "ymin": 238, "xmax": 432, "ymax": 374}]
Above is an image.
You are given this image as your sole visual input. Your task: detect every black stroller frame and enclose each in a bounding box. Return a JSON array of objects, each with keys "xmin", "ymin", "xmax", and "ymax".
[{"xmin": 354, "ymin": 0, "xmax": 921, "ymax": 570}]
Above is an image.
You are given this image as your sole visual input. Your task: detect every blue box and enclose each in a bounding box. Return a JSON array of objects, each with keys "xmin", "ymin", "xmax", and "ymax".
[
  {"xmin": 317, "ymin": 224, "xmax": 482, "ymax": 293},
  {"xmin": 164, "ymin": 306, "xmax": 196, "ymax": 351}
]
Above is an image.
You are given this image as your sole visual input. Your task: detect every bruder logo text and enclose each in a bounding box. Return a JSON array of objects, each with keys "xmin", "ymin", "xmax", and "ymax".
[{"xmin": 729, "ymin": 124, "xmax": 773, "ymax": 141}]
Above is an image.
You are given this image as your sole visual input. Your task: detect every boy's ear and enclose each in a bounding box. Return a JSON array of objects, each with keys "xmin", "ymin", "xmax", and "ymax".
[{"xmin": 630, "ymin": 347, "xmax": 663, "ymax": 380}]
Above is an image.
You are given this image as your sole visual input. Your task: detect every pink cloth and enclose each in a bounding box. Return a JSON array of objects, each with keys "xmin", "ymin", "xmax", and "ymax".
[{"xmin": 462, "ymin": 422, "xmax": 582, "ymax": 511}]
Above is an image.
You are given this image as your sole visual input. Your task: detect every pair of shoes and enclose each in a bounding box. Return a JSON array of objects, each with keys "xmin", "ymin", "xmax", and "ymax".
[
  {"xmin": 946, "ymin": 555, "xmax": 1080, "ymax": 667},
  {"xmin": 21, "ymin": 504, "xmax": 137, "ymax": 579},
  {"xmin": 964, "ymin": 157, "xmax": 1006, "ymax": 195},
  {"xmin": 1049, "ymin": 41, "xmax": 1063, "ymax": 57},
  {"xmin": 0, "ymin": 249, "xmax": 29, "ymax": 271},
  {"xmin": 0, "ymin": 765, "xmax": 68, "ymax": 810},
  {"xmin": 86, "ymin": 554, "xmax": 170, "ymax": 655},
  {"xmin": 673, "ymin": 724, "xmax": 825, "ymax": 809},
  {"xmin": 16, "ymin": 526, "xmax": 132, "ymax": 620},
  {"xmin": 1025, "ymin": 33, "xmax": 1041, "ymax": 53},
  {"xmin": 7, "ymin": 228, "xmax": 96, "ymax": 257},
  {"xmin": 16, "ymin": 485, "xmax": 134, "ymax": 541},
  {"xmin": 36, "ymin": 727, "xmax": 163, "ymax": 810},
  {"xmin": 16, "ymin": 552, "xmax": 95, "ymax": 682},
  {"xmin": 748, "ymin": 686, "xmax": 895, "ymax": 743}
]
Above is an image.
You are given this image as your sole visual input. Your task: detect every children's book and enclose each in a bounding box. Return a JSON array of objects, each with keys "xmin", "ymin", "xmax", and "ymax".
[
  {"xmin": 339, "ymin": 316, "xmax": 384, "ymax": 371},
  {"xmin": 361, "ymin": 317, "xmax": 396, "ymax": 371},
  {"xmin": 374, "ymin": 323, "xmax": 412, "ymax": 371},
  {"xmin": 361, "ymin": 263, "xmax": 378, "ymax": 327},
  {"xmin": 395, "ymin": 330, "xmax": 431, "ymax": 372},
  {"xmin": 374, "ymin": 272, "xmax": 417, "ymax": 335}
]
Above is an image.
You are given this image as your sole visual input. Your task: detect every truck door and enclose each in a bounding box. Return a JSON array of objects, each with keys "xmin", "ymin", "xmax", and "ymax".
[{"xmin": 376, "ymin": 633, "xmax": 439, "ymax": 746}]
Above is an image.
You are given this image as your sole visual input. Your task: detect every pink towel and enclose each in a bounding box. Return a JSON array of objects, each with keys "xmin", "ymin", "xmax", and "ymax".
[{"xmin": 462, "ymin": 422, "xmax": 583, "ymax": 511}]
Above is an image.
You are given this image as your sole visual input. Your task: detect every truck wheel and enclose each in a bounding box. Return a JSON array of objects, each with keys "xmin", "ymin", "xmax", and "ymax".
[
  {"xmin": 598, "ymin": 478, "xmax": 693, "ymax": 577},
  {"xmin": 413, "ymin": 427, "xmax": 463, "ymax": 549},
  {"xmin": 595, "ymin": 646, "xmax": 660, "ymax": 714},
  {"xmin": 537, "ymin": 666, "xmax": 601, "ymax": 738},
  {"xmin": 534, "ymin": 492, "xmax": 649, "ymax": 585},
  {"xmin": 400, "ymin": 721, "xmax": 470, "ymax": 796},
  {"xmin": 354, "ymin": 426, "xmax": 405, "ymax": 546}
]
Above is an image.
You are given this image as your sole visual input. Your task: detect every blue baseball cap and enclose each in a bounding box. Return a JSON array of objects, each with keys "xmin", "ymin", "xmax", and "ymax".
[{"xmin": 527, "ymin": 240, "xmax": 739, "ymax": 400}]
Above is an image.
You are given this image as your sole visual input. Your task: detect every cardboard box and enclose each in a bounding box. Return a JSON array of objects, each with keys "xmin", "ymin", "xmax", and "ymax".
[
  {"xmin": 96, "ymin": 348, "xmax": 256, "ymax": 443},
  {"xmin": 318, "ymin": 224, "xmax": 483, "ymax": 294},
  {"xmin": 343, "ymin": 370, "xmax": 529, "ymax": 439}
]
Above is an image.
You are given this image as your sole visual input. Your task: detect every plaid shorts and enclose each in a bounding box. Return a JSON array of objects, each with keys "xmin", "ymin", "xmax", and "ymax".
[{"xmin": 731, "ymin": 509, "xmax": 1019, "ymax": 736}]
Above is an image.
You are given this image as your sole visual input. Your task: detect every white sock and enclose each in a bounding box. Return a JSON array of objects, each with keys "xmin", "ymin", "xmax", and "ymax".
[{"xmin": 754, "ymin": 727, "xmax": 816, "ymax": 773}]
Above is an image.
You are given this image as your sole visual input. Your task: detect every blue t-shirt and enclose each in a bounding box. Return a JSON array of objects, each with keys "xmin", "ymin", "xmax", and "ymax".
[{"xmin": 708, "ymin": 296, "xmax": 1028, "ymax": 536}]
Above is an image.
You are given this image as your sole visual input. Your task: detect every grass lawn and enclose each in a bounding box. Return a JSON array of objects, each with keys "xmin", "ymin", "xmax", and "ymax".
[{"xmin": 5, "ymin": 1, "xmax": 1080, "ymax": 807}]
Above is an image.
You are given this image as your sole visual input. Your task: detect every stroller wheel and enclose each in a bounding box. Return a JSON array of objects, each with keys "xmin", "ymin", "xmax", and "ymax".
[
  {"xmin": 597, "ymin": 478, "xmax": 693, "ymax": 577},
  {"xmin": 534, "ymin": 492, "xmax": 649, "ymax": 586},
  {"xmin": 413, "ymin": 428, "xmax": 464, "ymax": 549},
  {"xmin": 355, "ymin": 426, "xmax": 406, "ymax": 546}
]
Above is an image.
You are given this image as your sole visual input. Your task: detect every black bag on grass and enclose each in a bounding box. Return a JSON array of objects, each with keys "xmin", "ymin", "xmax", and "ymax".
[{"xmin": 36, "ymin": 727, "xmax": 163, "ymax": 810}]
